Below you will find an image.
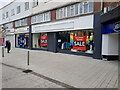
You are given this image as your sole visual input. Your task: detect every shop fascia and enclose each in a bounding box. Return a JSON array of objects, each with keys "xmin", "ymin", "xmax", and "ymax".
[{"xmin": 15, "ymin": 27, "xmax": 29, "ymax": 34}]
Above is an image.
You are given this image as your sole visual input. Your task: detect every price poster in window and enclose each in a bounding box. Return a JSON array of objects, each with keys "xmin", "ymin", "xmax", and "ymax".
[
  {"xmin": 72, "ymin": 36, "xmax": 86, "ymax": 51},
  {"xmin": 40, "ymin": 35, "xmax": 48, "ymax": 46}
]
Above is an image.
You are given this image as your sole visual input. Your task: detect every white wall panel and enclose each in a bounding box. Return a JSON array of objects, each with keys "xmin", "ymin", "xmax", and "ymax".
[{"xmin": 102, "ymin": 34, "xmax": 119, "ymax": 55}]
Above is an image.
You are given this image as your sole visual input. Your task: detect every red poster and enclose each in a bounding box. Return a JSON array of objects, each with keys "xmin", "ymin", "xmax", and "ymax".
[
  {"xmin": 0, "ymin": 38, "xmax": 4, "ymax": 46},
  {"xmin": 72, "ymin": 36, "xmax": 86, "ymax": 51},
  {"xmin": 40, "ymin": 35, "xmax": 48, "ymax": 46}
]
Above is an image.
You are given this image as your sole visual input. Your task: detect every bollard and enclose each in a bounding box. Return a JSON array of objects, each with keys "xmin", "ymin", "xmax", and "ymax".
[
  {"xmin": 2, "ymin": 47, "xmax": 4, "ymax": 57},
  {"xmin": 23, "ymin": 50, "xmax": 32, "ymax": 73},
  {"xmin": 27, "ymin": 51, "xmax": 29, "ymax": 65}
]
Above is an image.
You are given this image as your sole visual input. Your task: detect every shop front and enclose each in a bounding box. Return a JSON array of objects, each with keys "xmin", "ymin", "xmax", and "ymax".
[
  {"xmin": 31, "ymin": 14, "xmax": 101, "ymax": 59},
  {"xmin": 101, "ymin": 5, "xmax": 120, "ymax": 60},
  {"xmin": 102, "ymin": 22, "xmax": 120, "ymax": 60},
  {"xmin": 57, "ymin": 30, "xmax": 94, "ymax": 54},
  {"xmin": 15, "ymin": 27, "xmax": 30, "ymax": 49},
  {"xmin": 32, "ymin": 33, "xmax": 48, "ymax": 50}
]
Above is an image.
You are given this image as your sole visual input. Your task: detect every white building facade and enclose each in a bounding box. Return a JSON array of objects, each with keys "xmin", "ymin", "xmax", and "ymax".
[{"xmin": 0, "ymin": 0, "xmax": 105, "ymax": 59}]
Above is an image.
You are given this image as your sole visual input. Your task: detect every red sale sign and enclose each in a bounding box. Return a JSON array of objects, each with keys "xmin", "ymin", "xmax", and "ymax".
[
  {"xmin": 40, "ymin": 35, "xmax": 48, "ymax": 46},
  {"xmin": 72, "ymin": 36, "xmax": 86, "ymax": 51}
]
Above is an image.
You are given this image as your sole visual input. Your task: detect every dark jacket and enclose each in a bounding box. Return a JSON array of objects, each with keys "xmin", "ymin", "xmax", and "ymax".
[{"xmin": 6, "ymin": 42, "xmax": 11, "ymax": 50}]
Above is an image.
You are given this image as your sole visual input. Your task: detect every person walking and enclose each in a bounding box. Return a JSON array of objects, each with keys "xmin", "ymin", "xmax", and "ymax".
[{"xmin": 5, "ymin": 40, "xmax": 11, "ymax": 53}]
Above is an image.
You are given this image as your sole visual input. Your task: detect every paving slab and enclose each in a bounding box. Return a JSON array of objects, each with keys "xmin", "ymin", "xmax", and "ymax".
[{"xmin": 1, "ymin": 47, "xmax": 118, "ymax": 88}]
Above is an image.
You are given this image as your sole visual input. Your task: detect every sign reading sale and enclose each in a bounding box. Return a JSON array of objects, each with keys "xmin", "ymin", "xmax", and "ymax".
[
  {"xmin": 72, "ymin": 36, "xmax": 86, "ymax": 51},
  {"xmin": 40, "ymin": 35, "xmax": 48, "ymax": 46}
]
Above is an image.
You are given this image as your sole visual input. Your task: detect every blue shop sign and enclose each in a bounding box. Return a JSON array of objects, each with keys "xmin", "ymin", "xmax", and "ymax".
[{"xmin": 102, "ymin": 21, "xmax": 120, "ymax": 34}]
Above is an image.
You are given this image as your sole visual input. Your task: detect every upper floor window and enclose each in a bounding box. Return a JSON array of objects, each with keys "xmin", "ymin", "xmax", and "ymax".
[
  {"xmin": 6, "ymin": 12, "xmax": 9, "ymax": 18},
  {"xmin": 31, "ymin": 12, "xmax": 51, "ymax": 24},
  {"xmin": 17, "ymin": 6, "xmax": 20, "ymax": 14},
  {"xmin": 83, "ymin": 1, "xmax": 89, "ymax": 13},
  {"xmin": 15, "ymin": 18, "xmax": 28, "ymax": 27},
  {"xmin": 11, "ymin": 9, "xmax": 15, "ymax": 16},
  {"xmin": 75, "ymin": 4, "xmax": 79, "ymax": 15},
  {"xmin": 2, "ymin": 14, "xmax": 5, "ymax": 19},
  {"xmin": 89, "ymin": 0, "xmax": 94, "ymax": 12},
  {"xmin": 25, "ymin": 2, "xmax": 29, "ymax": 11},
  {"xmin": 79, "ymin": 3, "xmax": 83, "ymax": 14},
  {"xmin": 56, "ymin": 1, "xmax": 94, "ymax": 19},
  {"xmin": 33, "ymin": 0, "xmax": 38, "ymax": 7},
  {"xmin": 4, "ymin": 23, "xmax": 13, "ymax": 29}
]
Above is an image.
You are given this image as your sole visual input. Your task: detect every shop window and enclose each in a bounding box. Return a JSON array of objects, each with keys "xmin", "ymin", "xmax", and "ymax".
[
  {"xmin": 32, "ymin": 33, "xmax": 48, "ymax": 49},
  {"xmin": 16, "ymin": 34, "xmax": 29, "ymax": 48},
  {"xmin": 57, "ymin": 30, "xmax": 94, "ymax": 54}
]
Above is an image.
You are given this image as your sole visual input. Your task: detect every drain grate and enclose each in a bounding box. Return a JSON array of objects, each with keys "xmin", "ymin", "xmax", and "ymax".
[{"xmin": 23, "ymin": 69, "xmax": 32, "ymax": 73}]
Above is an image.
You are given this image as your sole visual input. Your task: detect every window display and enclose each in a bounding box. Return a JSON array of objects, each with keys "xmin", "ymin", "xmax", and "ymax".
[
  {"xmin": 16, "ymin": 34, "xmax": 29, "ymax": 48},
  {"xmin": 58, "ymin": 30, "xmax": 94, "ymax": 54},
  {"xmin": 32, "ymin": 33, "xmax": 48, "ymax": 49}
]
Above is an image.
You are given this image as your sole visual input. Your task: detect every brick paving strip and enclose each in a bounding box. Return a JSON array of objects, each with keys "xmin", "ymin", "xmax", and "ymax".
[{"xmin": 2, "ymin": 63, "xmax": 80, "ymax": 90}]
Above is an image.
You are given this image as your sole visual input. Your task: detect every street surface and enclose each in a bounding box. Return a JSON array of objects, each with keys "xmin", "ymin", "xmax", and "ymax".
[{"xmin": 1, "ymin": 47, "xmax": 118, "ymax": 88}]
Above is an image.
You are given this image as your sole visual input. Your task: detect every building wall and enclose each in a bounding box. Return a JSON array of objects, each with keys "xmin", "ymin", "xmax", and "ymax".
[
  {"xmin": 32, "ymin": 14, "xmax": 94, "ymax": 33},
  {"xmin": 0, "ymin": 0, "xmax": 32, "ymax": 25}
]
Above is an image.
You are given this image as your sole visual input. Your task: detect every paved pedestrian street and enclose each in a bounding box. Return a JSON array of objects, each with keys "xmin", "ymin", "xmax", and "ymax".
[
  {"xmin": 1, "ymin": 47, "xmax": 118, "ymax": 89},
  {"xmin": 2, "ymin": 64, "xmax": 63, "ymax": 88}
]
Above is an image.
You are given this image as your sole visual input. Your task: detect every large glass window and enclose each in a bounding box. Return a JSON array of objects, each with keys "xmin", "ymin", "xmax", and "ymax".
[
  {"xmin": 32, "ymin": 33, "xmax": 48, "ymax": 49},
  {"xmin": 57, "ymin": 30, "xmax": 94, "ymax": 54},
  {"xmin": 16, "ymin": 34, "xmax": 29, "ymax": 48}
]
